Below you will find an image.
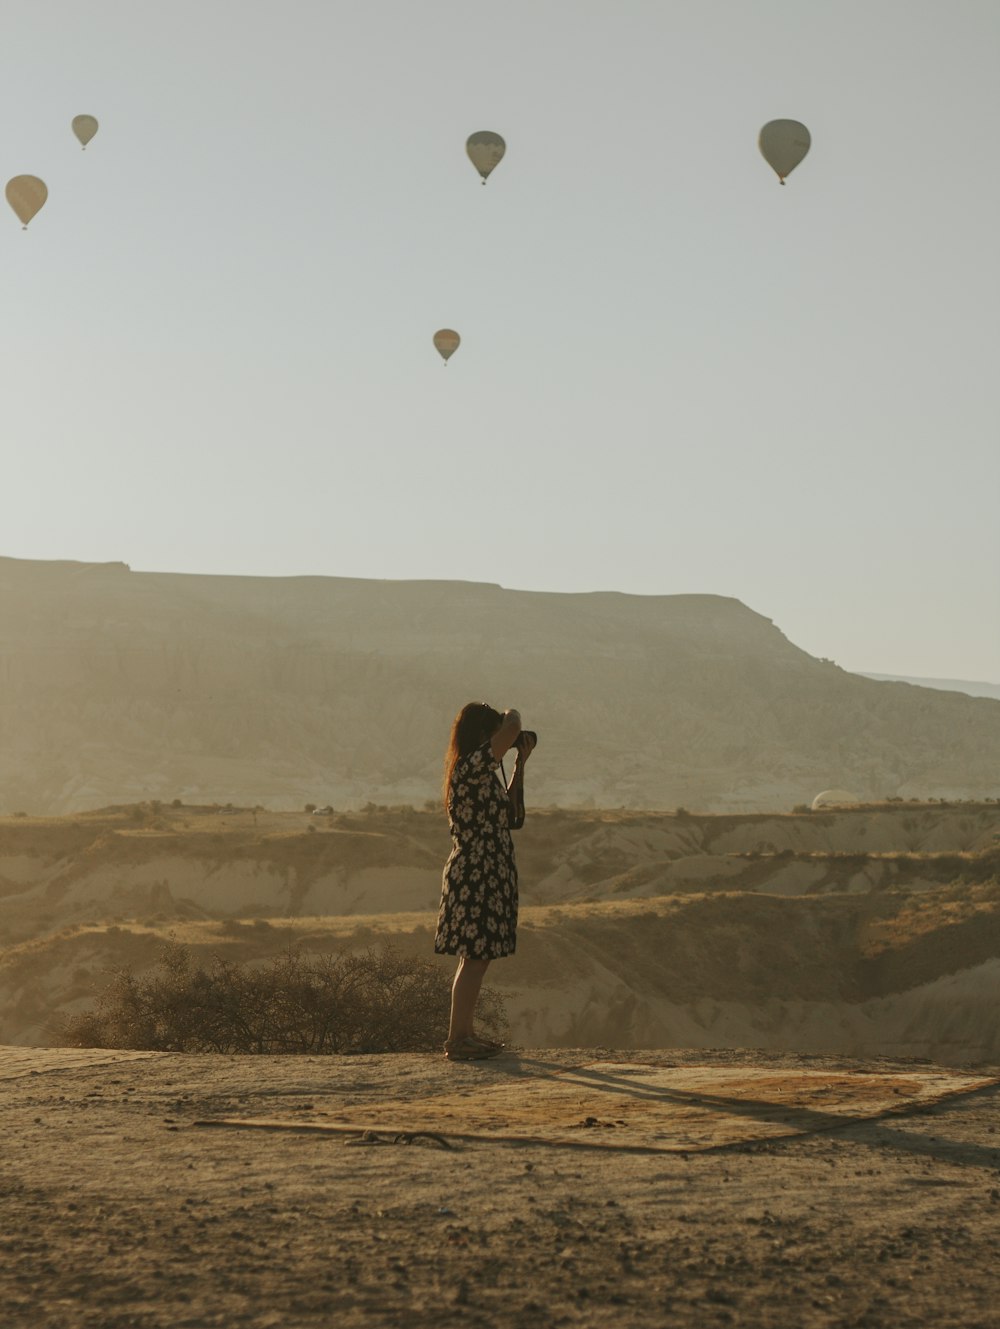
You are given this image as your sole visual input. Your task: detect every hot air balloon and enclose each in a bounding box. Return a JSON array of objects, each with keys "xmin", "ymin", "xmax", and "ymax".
[
  {"xmin": 72, "ymin": 115, "xmax": 99, "ymax": 149},
  {"xmin": 433, "ymin": 329, "xmax": 461, "ymax": 364},
  {"xmin": 6, "ymin": 176, "xmax": 48, "ymax": 229},
  {"xmin": 466, "ymin": 131, "xmax": 505, "ymax": 184},
  {"xmin": 758, "ymin": 120, "xmax": 811, "ymax": 185},
  {"xmin": 811, "ymin": 789, "xmax": 859, "ymax": 810}
]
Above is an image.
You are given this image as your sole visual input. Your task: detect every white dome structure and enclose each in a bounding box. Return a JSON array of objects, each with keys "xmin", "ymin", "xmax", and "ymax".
[{"xmin": 811, "ymin": 788, "xmax": 860, "ymax": 810}]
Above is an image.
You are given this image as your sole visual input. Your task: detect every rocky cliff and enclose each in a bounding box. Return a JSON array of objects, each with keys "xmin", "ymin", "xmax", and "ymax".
[{"xmin": 1, "ymin": 556, "xmax": 997, "ymax": 813}]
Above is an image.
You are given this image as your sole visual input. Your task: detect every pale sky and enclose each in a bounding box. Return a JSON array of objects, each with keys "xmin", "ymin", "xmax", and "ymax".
[{"xmin": 2, "ymin": 0, "xmax": 998, "ymax": 681}]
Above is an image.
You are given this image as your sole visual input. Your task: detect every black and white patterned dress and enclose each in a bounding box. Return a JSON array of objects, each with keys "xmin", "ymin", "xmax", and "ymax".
[{"xmin": 434, "ymin": 740, "xmax": 518, "ymax": 959}]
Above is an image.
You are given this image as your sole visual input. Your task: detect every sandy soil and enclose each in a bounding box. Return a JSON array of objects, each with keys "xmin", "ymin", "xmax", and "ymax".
[{"xmin": 2, "ymin": 1045, "xmax": 999, "ymax": 1329}]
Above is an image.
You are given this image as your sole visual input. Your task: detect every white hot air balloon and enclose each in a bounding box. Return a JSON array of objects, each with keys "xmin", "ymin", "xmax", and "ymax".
[
  {"xmin": 758, "ymin": 120, "xmax": 811, "ymax": 185},
  {"xmin": 811, "ymin": 789, "xmax": 860, "ymax": 810}
]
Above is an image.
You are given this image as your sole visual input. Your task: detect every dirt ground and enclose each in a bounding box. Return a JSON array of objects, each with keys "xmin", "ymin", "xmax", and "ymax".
[{"xmin": 2, "ymin": 1045, "xmax": 999, "ymax": 1329}]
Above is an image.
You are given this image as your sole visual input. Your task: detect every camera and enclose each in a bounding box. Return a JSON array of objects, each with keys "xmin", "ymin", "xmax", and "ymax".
[{"xmin": 516, "ymin": 730, "xmax": 538, "ymax": 752}]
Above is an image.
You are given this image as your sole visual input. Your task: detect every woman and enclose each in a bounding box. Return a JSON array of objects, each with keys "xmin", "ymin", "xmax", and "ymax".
[{"xmin": 434, "ymin": 702, "xmax": 534, "ymax": 1061}]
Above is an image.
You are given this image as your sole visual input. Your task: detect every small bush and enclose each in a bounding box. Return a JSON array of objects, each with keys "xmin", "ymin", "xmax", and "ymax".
[
  {"xmin": 792, "ymin": 804, "xmax": 811, "ymax": 814},
  {"xmin": 304, "ymin": 803, "xmax": 316, "ymax": 814},
  {"xmin": 56, "ymin": 942, "xmax": 507, "ymax": 1056},
  {"xmin": 674, "ymin": 806, "xmax": 690, "ymax": 819},
  {"xmin": 216, "ymin": 920, "xmax": 252, "ymax": 936}
]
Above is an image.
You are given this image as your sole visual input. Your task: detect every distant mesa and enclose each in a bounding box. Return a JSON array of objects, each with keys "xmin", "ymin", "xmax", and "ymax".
[
  {"xmin": 811, "ymin": 789, "xmax": 860, "ymax": 810},
  {"xmin": 1, "ymin": 557, "xmax": 998, "ymax": 815}
]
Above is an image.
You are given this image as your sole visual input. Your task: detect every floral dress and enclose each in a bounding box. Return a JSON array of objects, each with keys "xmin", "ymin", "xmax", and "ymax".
[{"xmin": 434, "ymin": 740, "xmax": 518, "ymax": 959}]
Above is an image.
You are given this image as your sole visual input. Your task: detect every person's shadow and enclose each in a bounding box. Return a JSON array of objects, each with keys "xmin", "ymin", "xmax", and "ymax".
[{"xmin": 477, "ymin": 1053, "xmax": 1000, "ymax": 1167}]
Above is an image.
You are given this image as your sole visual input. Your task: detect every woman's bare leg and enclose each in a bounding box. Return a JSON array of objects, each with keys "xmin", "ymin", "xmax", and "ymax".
[{"xmin": 447, "ymin": 956, "xmax": 491, "ymax": 1044}]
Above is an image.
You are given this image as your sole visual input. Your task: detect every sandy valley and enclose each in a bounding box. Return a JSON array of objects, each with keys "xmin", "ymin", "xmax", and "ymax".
[
  {"xmin": 3, "ymin": 798, "xmax": 999, "ymax": 1326},
  {"xmin": 2, "ymin": 801, "xmax": 998, "ymax": 1062}
]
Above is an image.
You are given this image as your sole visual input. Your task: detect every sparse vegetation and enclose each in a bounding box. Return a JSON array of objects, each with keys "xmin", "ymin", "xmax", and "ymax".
[
  {"xmin": 57, "ymin": 942, "xmax": 507, "ymax": 1056},
  {"xmin": 5, "ymin": 801, "xmax": 999, "ymax": 1056}
]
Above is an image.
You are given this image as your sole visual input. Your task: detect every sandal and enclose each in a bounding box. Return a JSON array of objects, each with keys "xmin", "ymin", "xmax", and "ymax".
[
  {"xmin": 468, "ymin": 1033, "xmax": 505, "ymax": 1052},
  {"xmin": 444, "ymin": 1036, "xmax": 503, "ymax": 1062}
]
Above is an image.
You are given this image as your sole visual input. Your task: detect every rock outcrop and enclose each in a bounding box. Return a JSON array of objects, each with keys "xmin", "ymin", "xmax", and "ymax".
[{"xmin": 1, "ymin": 556, "xmax": 998, "ymax": 813}]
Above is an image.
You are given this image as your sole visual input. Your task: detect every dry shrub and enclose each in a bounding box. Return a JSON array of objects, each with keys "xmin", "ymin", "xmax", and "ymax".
[{"xmin": 57, "ymin": 942, "xmax": 507, "ymax": 1055}]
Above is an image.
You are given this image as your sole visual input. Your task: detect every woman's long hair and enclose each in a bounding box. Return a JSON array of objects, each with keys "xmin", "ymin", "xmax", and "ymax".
[{"xmin": 443, "ymin": 702, "xmax": 502, "ymax": 808}]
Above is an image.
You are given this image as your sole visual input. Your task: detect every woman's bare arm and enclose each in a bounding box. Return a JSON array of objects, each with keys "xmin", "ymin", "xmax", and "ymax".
[
  {"xmin": 490, "ymin": 709, "xmax": 522, "ymax": 760},
  {"xmin": 506, "ymin": 731, "xmax": 535, "ymax": 793}
]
